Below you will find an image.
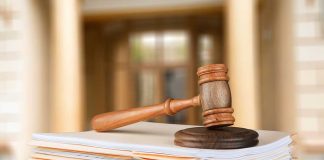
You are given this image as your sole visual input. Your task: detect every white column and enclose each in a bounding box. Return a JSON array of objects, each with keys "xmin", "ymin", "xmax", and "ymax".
[
  {"xmin": 225, "ymin": 0, "xmax": 259, "ymax": 129},
  {"xmin": 20, "ymin": 0, "xmax": 50, "ymax": 159},
  {"xmin": 272, "ymin": 0, "xmax": 295, "ymax": 132},
  {"xmin": 50, "ymin": 0, "xmax": 84, "ymax": 132}
]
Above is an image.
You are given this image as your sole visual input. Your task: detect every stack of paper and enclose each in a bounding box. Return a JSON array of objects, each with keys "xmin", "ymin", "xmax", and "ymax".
[{"xmin": 30, "ymin": 122, "xmax": 292, "ymax": 160}]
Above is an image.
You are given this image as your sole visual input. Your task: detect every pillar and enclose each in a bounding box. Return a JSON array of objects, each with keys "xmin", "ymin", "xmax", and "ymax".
[
  {"xmin": 50, "ymin": 0, "xmax": 84, "ymax": 132},
  {"xmin": 225, "ymin": 0, "xmax": 259, "ymax": 129},
  {"xmin": 19, "ymin": 0, "xmax": 51, "ymax": 159}
]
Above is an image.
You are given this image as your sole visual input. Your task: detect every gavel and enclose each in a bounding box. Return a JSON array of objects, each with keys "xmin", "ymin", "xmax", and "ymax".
[{"xmin": 92, "ymin": 64, "xmax": 234, "ymax": 132}]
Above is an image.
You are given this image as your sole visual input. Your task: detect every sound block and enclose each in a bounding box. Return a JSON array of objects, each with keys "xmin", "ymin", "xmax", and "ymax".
[{"xmin": 174, "ymin": 127, "xmax": 259, "ymax": 149}]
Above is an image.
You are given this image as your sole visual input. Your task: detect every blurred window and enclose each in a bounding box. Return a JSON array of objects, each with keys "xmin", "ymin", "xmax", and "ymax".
[
  {"xmin": 130, "ymin": 30, "xmax": 190, "ymax": 124},
  {"xmin": 164, "ymin": 68, "xmax": 187, "ymax": 123},
  {"xmin": 162, "ymin": 31, "xmax": 189, "ymax": 64},
  {"xmin": 198, "ymin": 34, "xmax": 215, "ymax": 65},
  {"xmin": 130, "ymin": 32, "xmax": 157, "ymax": 64},
  {"xmin": 136, "ymin": 69, "xmax": 159, "ymax": 106}
]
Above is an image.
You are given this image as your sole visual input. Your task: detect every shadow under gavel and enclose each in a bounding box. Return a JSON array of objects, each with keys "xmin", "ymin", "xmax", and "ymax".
[{"xmin": 92, "ymin": 64, "xmax": 234, "ymax": 132}]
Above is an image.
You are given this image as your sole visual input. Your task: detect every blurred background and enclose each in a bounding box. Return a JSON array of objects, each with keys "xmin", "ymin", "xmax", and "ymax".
[{"xmin": 0, "ymin": 0, "xmax": 323, "ymax": 159}]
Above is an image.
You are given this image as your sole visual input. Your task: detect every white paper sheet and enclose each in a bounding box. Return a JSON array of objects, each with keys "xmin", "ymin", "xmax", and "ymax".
[
  {"xmin": 32, "ymin": 122, "xmax": 292, "ymax": 159},
  {"xmin": 32, "ymin": 146, "xmax": 291, "ymax": 160}
]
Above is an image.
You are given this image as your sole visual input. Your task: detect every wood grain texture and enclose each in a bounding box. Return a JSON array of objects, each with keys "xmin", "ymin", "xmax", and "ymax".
[
  {"xmin": 92, "ymin": 96, "xmax": 200, "ymax": 131},
  {"xmin": 200, "ymin": 81, "xmax": 231, "ymax": 110},
  {"xmin": 202, "ymin": 107, "xmax": 235, "ymax": 127},
  {"xmin": 197, "ymin": 64, "xmax": 234, "ymax": 127},
  {"xmin": 174, "ymin": 127, "xmax": 259, "ymax": 149}
]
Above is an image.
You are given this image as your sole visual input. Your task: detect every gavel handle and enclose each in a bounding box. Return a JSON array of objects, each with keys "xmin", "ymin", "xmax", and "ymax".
[{"xmin": 92, "ymin": 96, "xmax": 200, "ymax": 132}]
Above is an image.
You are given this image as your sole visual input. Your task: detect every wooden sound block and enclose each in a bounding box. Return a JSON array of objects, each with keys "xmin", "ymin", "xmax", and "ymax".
[{"xmin": 174, "ymin": 127, "xmax": 259, "ymax": 149}]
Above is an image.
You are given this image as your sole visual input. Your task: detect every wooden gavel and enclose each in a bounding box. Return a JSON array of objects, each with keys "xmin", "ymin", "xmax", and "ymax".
[{"xmin": 92, "ymin": 64, "xmax": 234, "ymax": 132}]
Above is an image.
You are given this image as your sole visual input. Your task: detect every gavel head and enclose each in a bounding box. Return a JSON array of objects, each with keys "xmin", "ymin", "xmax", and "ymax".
[{"xmin": 197, "ymin": 64, "xmax": 235, "ymax": 128}]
